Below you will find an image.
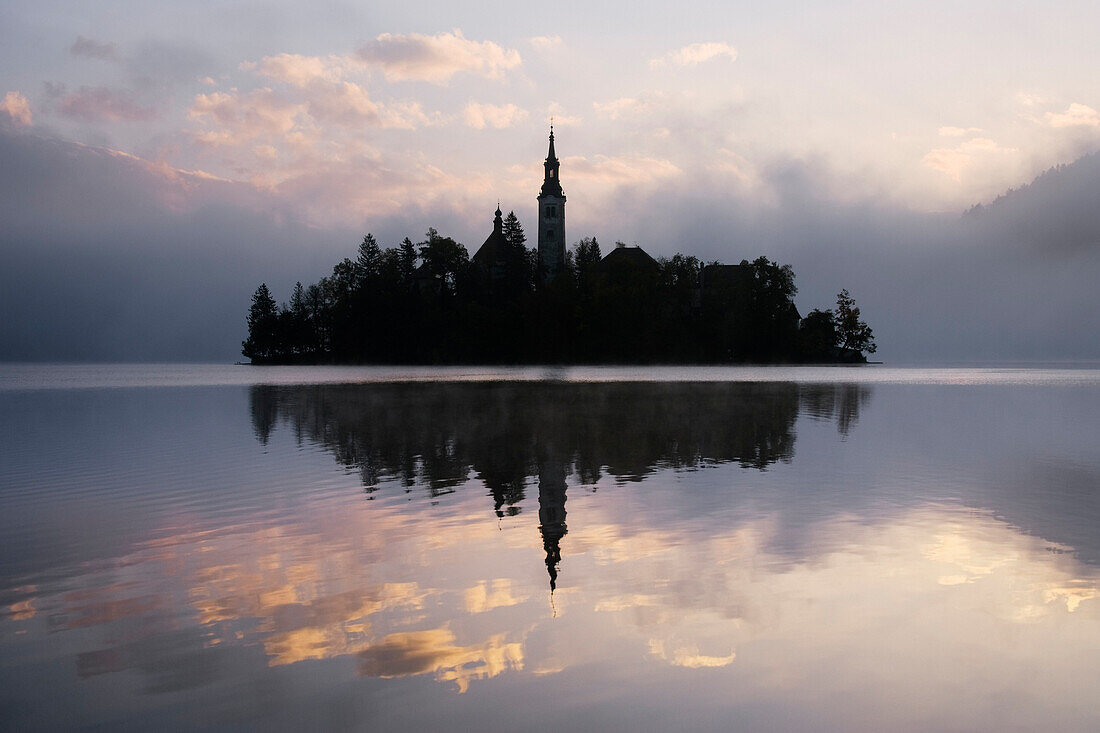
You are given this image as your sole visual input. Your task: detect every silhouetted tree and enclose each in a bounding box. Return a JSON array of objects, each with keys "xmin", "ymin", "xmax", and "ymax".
[
  {"xmin": 572, "ymin": 237, "xmax": 601, "ymax": 284},
  {"xmin": 242, "ymin": 283, "xmax": 279, "ymax": 362},
  {"xmin": 799, "ymin": 308, "xmax": 838, "ymax": 362},
  {"xmin": 287, "ymin": 281, "xmax": 311, "ymax": 355},
  {"xmin": 835, "ymin": 289, "xmax": 876, "ymax": 358},
  {"xmin": 503, "ymin": 211, "xmax": 526, "ymax": 249},
  {"xmin": 418, "ymin": 228, "xmax": 469, "ymax": 296},
  {"xmin": 397, "ymin": 237, "xmax": 418, "ymax": 286},
  {"xmin": 355, "ymin": 233, "xmax": 383, "ymax": 285}
]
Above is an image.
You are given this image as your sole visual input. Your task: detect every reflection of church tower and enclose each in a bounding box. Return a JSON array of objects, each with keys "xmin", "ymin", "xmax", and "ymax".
[
  {"xmin": 537, "ymin": 452, "xmax": 568, "ymax": 591},
  {"xmin": 537, "ymin": 126, "xmax": 566, "ymax": 282}
]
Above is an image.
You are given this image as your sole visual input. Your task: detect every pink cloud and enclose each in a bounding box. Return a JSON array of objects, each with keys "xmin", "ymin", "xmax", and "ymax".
[
  {"xmin": 463, "ymin": 102, "xmax": 528, "ymax": 130},
  {"xmin": 253, "ymin": 53, "xmax": 345, "ymax": 87},
  {"xmin": 189, "ymin": 88, "xmax": 307, "ymax": 147},
  {"xmin": 57, "ymin": 87, "xmax": 156, "ymax": 122},
  {"xmin": 1046, "ymin": 103, "xmax": 1100, "ymax": 128},
  {"xmin": 651, "ymin": 42, "xmax": 738, "ymax": 68},
  {"xmin": 564, "ymin": 154, "xmax": 681, "ymax": 184},
  {"xmin": 357, "ymin": 29, "xmax": 521, "ymax": 84},
  {"xmin": 1, "ymin": 91, "xmax": 32, "ymax": 126}
]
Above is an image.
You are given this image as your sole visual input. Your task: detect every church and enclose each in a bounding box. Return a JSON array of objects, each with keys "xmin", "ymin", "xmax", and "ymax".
[
  {"xmin": 473, "ymin": 126, "xmax": 570, "ymax": 282},
  {"xmin": 472, "ymin": 127, "xmax": 664, "ymax": 284}
]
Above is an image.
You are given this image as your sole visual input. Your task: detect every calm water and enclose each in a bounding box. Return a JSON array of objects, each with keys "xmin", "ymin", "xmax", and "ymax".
[{"xmin": 2, "ymin": 365, "xmax": 1099, "ymax": 731}]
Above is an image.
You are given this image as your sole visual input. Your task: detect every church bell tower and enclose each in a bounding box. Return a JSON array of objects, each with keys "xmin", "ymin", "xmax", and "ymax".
[{"xmin": 537, "ymin": 126, "xmax": 566, "ymax": 282}]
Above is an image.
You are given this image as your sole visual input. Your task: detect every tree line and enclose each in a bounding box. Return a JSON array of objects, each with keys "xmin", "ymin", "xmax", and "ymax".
[{"xmin": 242, "ymin": 213, "xmax": 876, "ymax": 364}]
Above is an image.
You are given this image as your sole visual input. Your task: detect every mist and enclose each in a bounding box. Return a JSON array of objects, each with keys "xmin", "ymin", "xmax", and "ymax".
[{"xmin": 2, "ymin": 127, "xmax": 1098, "ymax": 363}]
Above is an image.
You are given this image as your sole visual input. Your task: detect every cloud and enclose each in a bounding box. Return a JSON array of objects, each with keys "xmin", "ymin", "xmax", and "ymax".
[
  {"xmin": 463, "ymin": 102, "xmax": 527, "ymax": 130},
  {"xmin": 1016, "ymin": 92, "xmax": 1044, "ymax": 107},
  {"xmin": 1046, "ymin": 103, "xmax": 1100, "ymax": 128},
  {"xmin": 592, "ymin": 96, "xmax": 656, "ymax": 120},
  {"xmin": 1, "ymin": 92, "xmax": 32, "ymax": 126},
  {"xmin": 57, "ymin": 87, "xmax": 157, "ymax": 122},
  {"xmin": 922, "ymin": 138, "xmax": 1016, "ymax": 181},
  {"xmin": 651, "ymin": 42, "xmax": 738, "ymax": 68},
  {"xmin": 565, "ymin": 154, "xmax": 681, "ymax": 184},
  {"xmin": 356, "ymin": 30, "xmax": 521, "ymax": 84},
  {"xmin": 545, "ymin": 102, "xmax": 581, "ymax": 127},
  {"xmin": 938, "ymin": 126, "xmax": 984, "ymax": 137},
  {"xmin": 528, "ymin": 35, "xmax": 562, "ymax": 51},
  {"xmin": 252, "ymin": 53, "xmax": 345, "ymax": 88},
  {"xmin": 187, "ymin": 80, "xmax": 426, "ymax": 160},
  {"xmin": 189, "ymin": 89, "xmax": 307, "ymax": 148},
  {"xmin": 70, "ymin": 35, "xmax": 118, "ymax": 61}
]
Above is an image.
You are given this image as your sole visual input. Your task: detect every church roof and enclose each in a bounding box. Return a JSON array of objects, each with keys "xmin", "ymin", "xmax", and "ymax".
[
  {"xmin": 596, "ymin": 244, "xmax": 659, "ymax": 273},
  {"xmin": 472, "ymin": 205, "xmax": 510, "ymax": 267}
]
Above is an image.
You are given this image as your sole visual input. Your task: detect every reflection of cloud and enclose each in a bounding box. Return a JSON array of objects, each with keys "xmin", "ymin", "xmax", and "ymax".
[
  {"xmin": 7, "ymin": 443, "xmax": 1100, "ymax": 709},
  {"xmin": 8, "ymin": 598, "xmax": 36, "ymax": 621},
  {"xmin": 465, "ymin": 579, "xmax": 528, "ymax": 613},
  {"xmin": 648, "ymin": 639, "xmax": 735, "ymax": 668},
  {"xmin": 356, "ymin": 30, "xmax": 521, "ymax": 84},
  {"xmin": 357, "ymin": 628, "xmax": 523, "ymax": 692},
  {"xmin": 1044, "ymin": 585, "xmax": 1100, "ymax": 612}
]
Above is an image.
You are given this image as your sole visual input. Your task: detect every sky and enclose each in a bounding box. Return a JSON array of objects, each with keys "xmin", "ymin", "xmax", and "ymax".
[{"xmin": 1, "ymin": 0, "xmax": 1099, "ymax": 361}]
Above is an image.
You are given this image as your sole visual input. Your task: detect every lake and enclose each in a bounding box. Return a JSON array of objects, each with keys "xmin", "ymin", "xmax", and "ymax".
[{"xmin": 2, "ymin": 364, "xmax": 1099, "ymax": 731}]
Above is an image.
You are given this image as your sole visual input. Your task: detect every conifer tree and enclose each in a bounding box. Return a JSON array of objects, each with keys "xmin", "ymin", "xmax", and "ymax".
[
  {"xmin": 288, "ymin": 281, "xmax": 309, "ymax": 355},
  {"xmin": 501, "ymin": 211, "xmax": 530, "ymax": 292},
  {"xmin": 503, "ymin": 211, "xmax": 526, "ymax": 249},
  {"xmin": 356, "ymin": 233, "xmax": 382, "ymax": 284},
  {"xmin": 242, "ymin": 283, "xmax": 279, "ymax": 362},
  {"xmin": 397, "ymin": 237, "xmax": 418, "ymax": 284}
]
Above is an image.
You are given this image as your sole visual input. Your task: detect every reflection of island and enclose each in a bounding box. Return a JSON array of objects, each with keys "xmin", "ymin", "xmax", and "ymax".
[{"xmin": 250, "ymin": 381, "xmax": 870, "ymax": 589}]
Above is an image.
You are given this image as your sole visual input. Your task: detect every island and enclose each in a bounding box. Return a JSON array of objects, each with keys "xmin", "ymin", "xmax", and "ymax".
[{"xmin": 242, "ymin": 129, "xmax": 876, "ymax": 365}]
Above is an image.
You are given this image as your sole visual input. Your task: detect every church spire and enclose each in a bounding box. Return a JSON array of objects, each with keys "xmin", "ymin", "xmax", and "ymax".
[{"xmin": 540, "ymin": 126, "xmax": 563, "ymax": 197}]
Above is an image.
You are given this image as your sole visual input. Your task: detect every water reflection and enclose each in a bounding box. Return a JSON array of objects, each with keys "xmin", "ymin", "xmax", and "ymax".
[
  {"xmin": 5, "ymin": 379, "xmax": 1100, "ymax": 732},
  {"xmin": 249, "ymin": 381, "xmax": 869, "ymax": 590},
  {"xmin": 248, "ymin": 381, "xmax": 865, "ymax": 483}
]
